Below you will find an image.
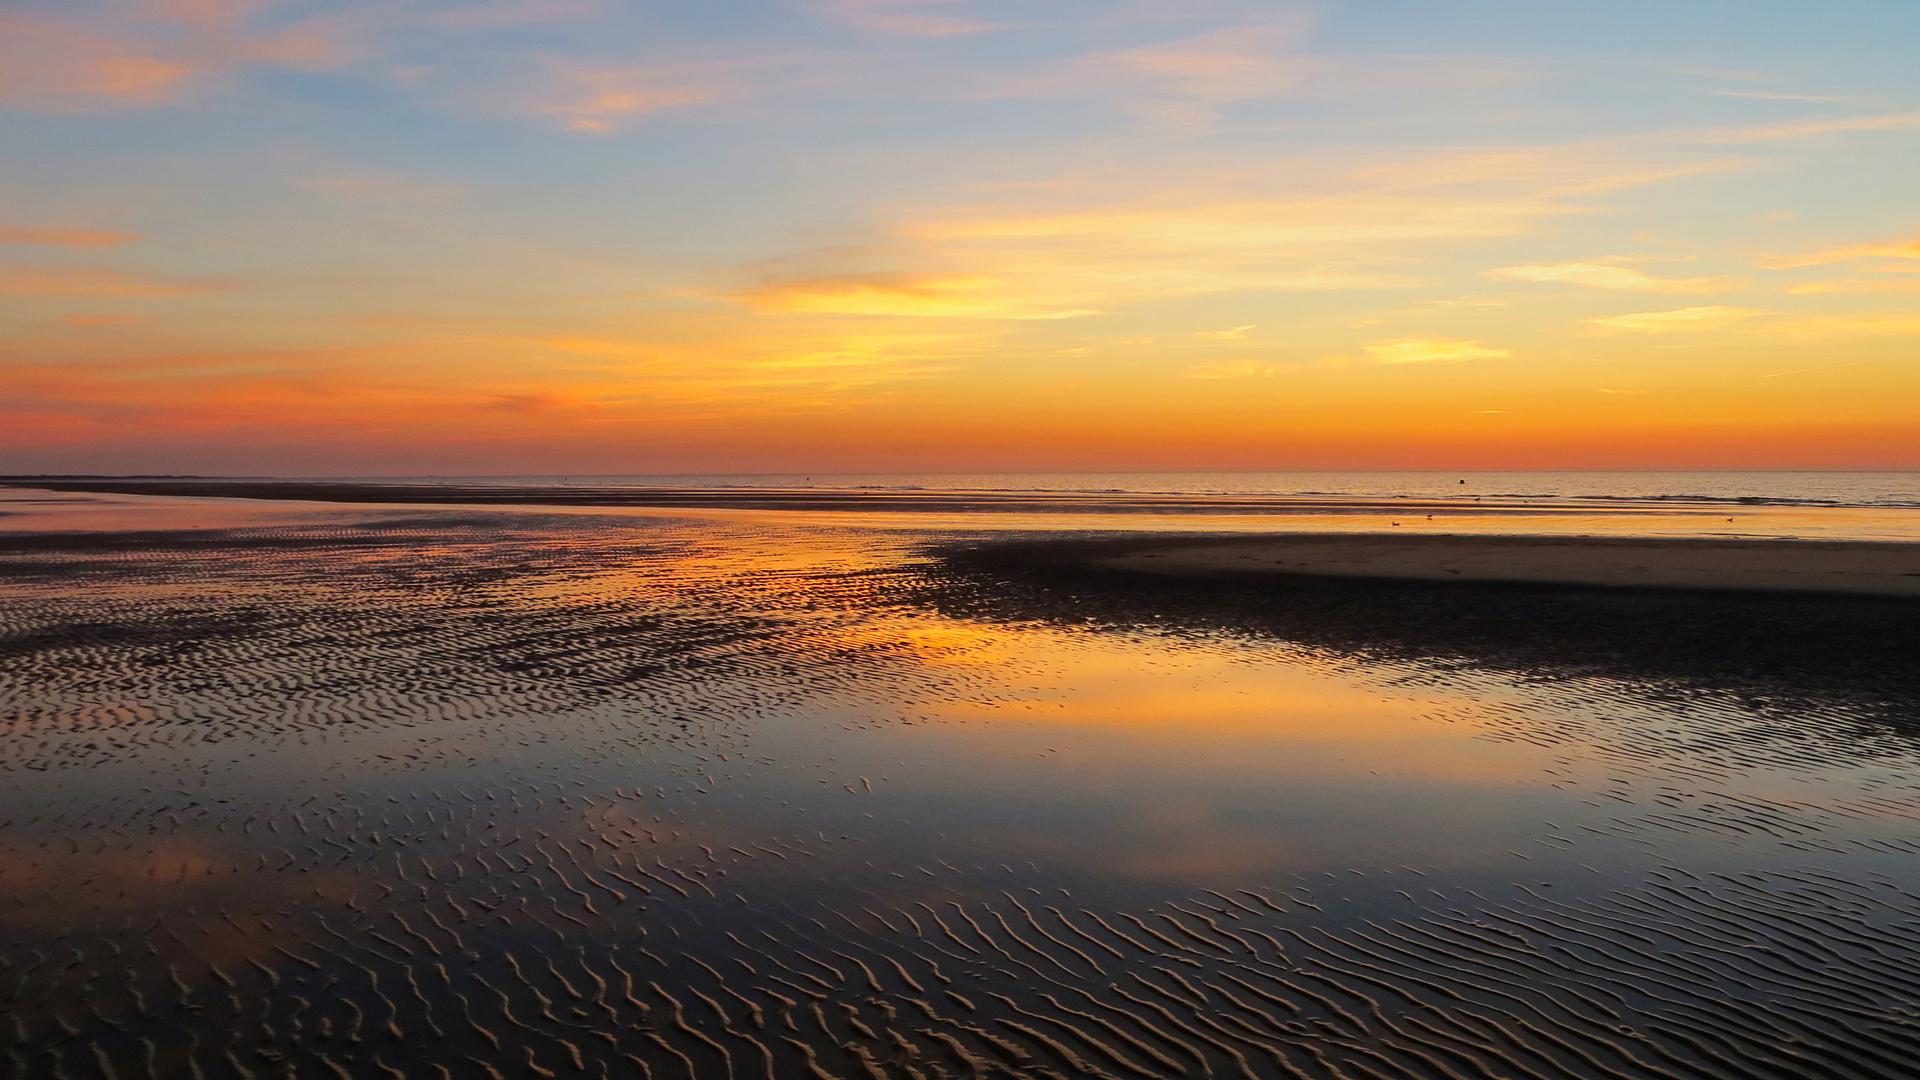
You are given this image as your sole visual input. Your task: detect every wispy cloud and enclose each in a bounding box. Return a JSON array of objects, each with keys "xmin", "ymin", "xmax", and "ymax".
[
  {"xmin": 1699, "ymin": 109, "xmax": 1920, "ymax": 143},
  {"xmin": 0, "ymin": 3, "xmax": 350, "ymax": 111},
  {"xmin": 1749, "ymin": 314, "xmax": 1920, "ymax": 339},
  {"xmin": 811, "ymin": 0, "xmax": 1011, "ymax": 37},
  {"xmin": 730, "ymin": 272, "xmax": 1102, "ymax": 320},
  {"xmin": 0, "ymin": 224, "xmax": 140, "ymax": 246},
  {"xmin": 728, "ymin": 144, "xmax": 1703, "ymax": 319},
  {"xmin": 1083, "ymin": 26, "xmax": 1311, "ymax": 100},
  {"xmin": 531, "ymin": 62, "xmax": 738, "ymax": 132},
  {"xmin": 8, "ymin": 2, "xmax": 1915, "ymax": 469},
  {"xmin": 520, "ymin": 326, "xmax": 966, "ymax": 408},
  {"xmin": 1187, "ymin": 359, "xmax": 1281, "ymax": 378},
  {"xmin": 1588, "ymin": 306, "xmax": 1761, "ymax": 334},
  {"xmin": 0, "ymin": 13, "xmax": 200, "ymax": 109},
  {"xmin": 413, "ymin": 0, "xmax": 608, "ymax": 31},
  {"xmin": 999, "ymin": 25, "xmax": 1531, "ymax": 130},
  {"xmin": 0, "ymin": 268, "xmax": 206, "ymax": 296},
  {"xmin": 290, "ymin": 174, "xmax": 463, "ymax": 201},
  {"xmin": 1361, "ymin": 338, "xmax": 1508, "ymax": 365},
  {"xmin": 1708, "ymin": 90, "xmax": 1865, "ymax": 104},
  {"xmin": 1668, "ymin": 66, "xmax": 1765, "ymax": 81},
  {"xmin": 1486, "ymin": 262, "xmax": 1734, "ymax": 293},
  {"xmin": 0, "ymin": 0, "xmax": 663, "ymax": 127},
  {"xmin": 0, "ymin": 318, "xmax": 974, "ymax": 447},
  {"xmin": 1758, "ymin": 236, "xmax": 1920, "ymax": 269},
  {"xmin": 1754, "ymin": 361, "xmax": 1864, "ymax": 379},
  {"xmin": 1785, "ymin": 279, "xmax": 1920, "ymax": 295}
]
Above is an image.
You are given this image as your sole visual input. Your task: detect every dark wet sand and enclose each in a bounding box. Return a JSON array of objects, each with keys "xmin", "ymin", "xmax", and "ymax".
[
  {"xmin": 5, "ymin": 500, "xmax": 1920, "ymax": 1080},
  {"xmin": 1081, "ymin": 532, "xmax": 1920, "ymax": 597},
  {"xmin": 938, "ymin": 534, "xmax": 1920, "ymax": 699}
]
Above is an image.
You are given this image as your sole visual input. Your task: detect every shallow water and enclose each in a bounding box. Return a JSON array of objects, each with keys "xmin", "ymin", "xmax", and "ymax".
[
  {"xmin": 4, "ymin": 491, "xmax": 1920, "ymax": 1080},
  {"xmin": 300, "ymin": 470, "xmax": 1920, "ymax": 509}
]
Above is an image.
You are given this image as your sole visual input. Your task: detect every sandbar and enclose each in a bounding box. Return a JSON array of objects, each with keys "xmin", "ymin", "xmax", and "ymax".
[{"xmin": 1090, "ymin": 533, "xmax": 1920, "ymax": 598}]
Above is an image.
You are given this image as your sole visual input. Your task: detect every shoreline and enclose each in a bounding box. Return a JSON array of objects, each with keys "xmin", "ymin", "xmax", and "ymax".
[
  {"xmin": 0, "ymin": 477, "xmax": 1812, "ymax": 517},
  {"xmin": 6, "ymin": 481, "xmax": 1919, "ymax": 597},
  {"xmin": 1080, "ymin": 532, "xmax": 1920, "ymax": 598}
]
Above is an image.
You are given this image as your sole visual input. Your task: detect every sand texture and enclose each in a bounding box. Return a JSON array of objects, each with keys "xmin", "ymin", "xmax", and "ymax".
[
  {"xmin": 7, "ymin": 491, "xmax": 1920, "ymax": 1080},
  {"xmin": 1094, "ymin": 532, "xmax": 1920, "ymax": 597},
  {"xmin": 0, "ymin": 477, "xmax": 1746, "ymax": 517}
]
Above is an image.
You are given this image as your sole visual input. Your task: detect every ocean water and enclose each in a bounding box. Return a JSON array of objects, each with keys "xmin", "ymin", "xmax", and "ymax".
[
  {"xmin": 10, "ymin": 474, "xmax": 1920, "ymax": 541},
  {"xmin": 46, "ymin": 469, "xmax": 1905, "ymax": 542},
  {"xmin": 333, "ymin": 471, "xmax": 1920, "ymax": 508}
]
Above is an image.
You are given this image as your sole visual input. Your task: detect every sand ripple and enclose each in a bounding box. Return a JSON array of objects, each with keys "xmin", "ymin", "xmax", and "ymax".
[{"xmin": 3, "ymin": 510, "xmax": 1919, "ymax": 1078}]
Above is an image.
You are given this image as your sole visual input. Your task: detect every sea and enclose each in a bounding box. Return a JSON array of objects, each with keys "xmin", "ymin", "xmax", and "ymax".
[{"xmin": 329, "ymin": 470, "xmax": 1920, "ymax": 507}]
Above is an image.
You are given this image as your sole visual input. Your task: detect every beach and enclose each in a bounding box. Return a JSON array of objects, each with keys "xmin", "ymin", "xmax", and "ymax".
[
  {"xmin": 1087, "ymin": 532, "xmax": 1920, "ymax": 596},
  {"xmin": 12, "ymin": 0, "xmax": 1920, "ymax": 1073},
  {"xmin": 4, "ymin": 484, "xmax": 1920, "ymax": 1080}
]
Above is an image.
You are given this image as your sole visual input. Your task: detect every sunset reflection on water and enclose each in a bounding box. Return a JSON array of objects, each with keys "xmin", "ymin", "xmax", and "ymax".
[{"xmin": 4, "ymin": 487, "xmax": 1920, "ymax": 1080}]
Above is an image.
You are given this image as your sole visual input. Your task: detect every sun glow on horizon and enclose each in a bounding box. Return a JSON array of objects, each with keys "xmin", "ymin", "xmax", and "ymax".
[{"xmin": 2, "ymin": 0, "xmax": 1918, "ymax": 474}]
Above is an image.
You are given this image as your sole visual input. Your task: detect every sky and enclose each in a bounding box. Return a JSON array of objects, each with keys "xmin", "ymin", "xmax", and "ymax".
[{"xmin": 3, "ymin": 0, "xmax": 1918, "ymax": 475}]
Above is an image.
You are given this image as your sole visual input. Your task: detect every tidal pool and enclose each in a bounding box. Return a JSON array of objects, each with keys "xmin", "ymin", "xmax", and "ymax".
[{"xmin": 4, "ymin": 492, "xmax": 1919, "ymax": 1080}]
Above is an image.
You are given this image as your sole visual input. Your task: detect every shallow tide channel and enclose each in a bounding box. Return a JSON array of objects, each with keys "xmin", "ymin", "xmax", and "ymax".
[{"xmin": 4, "ymin": 492, "xmax": 1920, "ymax": 1080}]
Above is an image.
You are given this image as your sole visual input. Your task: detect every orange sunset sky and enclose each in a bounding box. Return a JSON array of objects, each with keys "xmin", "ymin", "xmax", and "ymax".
[{"xmin": 3, "ymin": 0, "xmax": 1918, "ymax": 474}]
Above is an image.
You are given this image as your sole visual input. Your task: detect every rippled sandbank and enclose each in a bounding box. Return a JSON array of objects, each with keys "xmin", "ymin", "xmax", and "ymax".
[
  {"xmin": 3, "ymin": 490, "xmax": 1919, "ymax": 1080},
  {"xmin": 1067, "ymin": 532, "xmax": 1920, "ymax": 597}
]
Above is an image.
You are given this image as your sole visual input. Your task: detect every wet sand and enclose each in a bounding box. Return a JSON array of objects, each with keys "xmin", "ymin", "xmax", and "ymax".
[
  {"xmin": 5, "ymin": 490, "xmax": 1920, "ymax": 1080},
  {"xmin": 0, "ymin": 475, "xmax": 1770, "ymax": 516},
  {"xmin": 1085, "ymin": 532, "xmax": 1920, "ymax": 597}
]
